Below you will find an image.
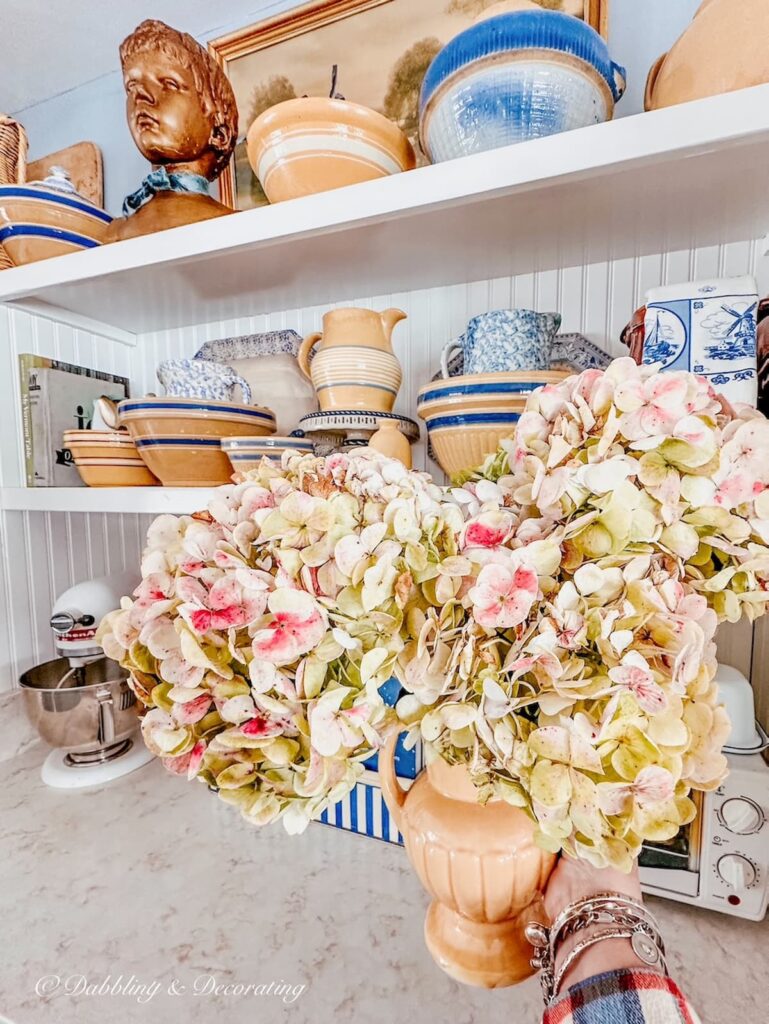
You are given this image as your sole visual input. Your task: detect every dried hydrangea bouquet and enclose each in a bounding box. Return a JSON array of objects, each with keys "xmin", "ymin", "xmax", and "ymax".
[{"xmin": 100, "ymin": 358, "xmax": 769, "ymax": 870}]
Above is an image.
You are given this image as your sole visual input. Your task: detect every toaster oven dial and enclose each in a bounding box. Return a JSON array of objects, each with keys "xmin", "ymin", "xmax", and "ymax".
[
  {"xmin": 718, "ymin": 797, "xmax": 765, "ymax": 835},
  {"xmin": 716, "ymin": 853, "xmax": 757, "ymax": 891}
]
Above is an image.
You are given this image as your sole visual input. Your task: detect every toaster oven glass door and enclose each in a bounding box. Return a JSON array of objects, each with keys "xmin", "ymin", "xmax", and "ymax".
[{"xmin": 638, "ymin": 791, "xmax": 704, "ymax": 896}]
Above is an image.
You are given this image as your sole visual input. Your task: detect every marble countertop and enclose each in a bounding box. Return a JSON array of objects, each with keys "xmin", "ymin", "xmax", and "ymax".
[{"xmin": 2, "ymin": 736, "xmax": 768, "ymax": 1024}]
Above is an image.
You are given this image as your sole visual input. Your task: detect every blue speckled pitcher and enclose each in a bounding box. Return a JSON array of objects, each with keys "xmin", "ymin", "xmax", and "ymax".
[{"xmin": 441, "ymin": 309, "xmax": 561, "ymax": 377}]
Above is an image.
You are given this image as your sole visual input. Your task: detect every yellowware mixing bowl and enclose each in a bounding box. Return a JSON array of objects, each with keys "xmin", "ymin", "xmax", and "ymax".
[{"xmin": 246, "ymin": 97, "xmax": 416, "ymax": 204}]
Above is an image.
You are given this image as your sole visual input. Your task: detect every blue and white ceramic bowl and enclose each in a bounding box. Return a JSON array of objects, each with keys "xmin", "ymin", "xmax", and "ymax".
[
  {"xmin": 418, "ymin": 370, "xmax": 567, "ymax": 418},
  {"xmin": 0, "ymin": 167, "xmax": 112, "ymax": 266},
  {"xmin": 418, "ymin": 370, "xmax": 568, "ymax": 477},
  {"xmin": 222, "ymin": 435, "xmax": 314, "ymax": 473},
  {"xmin": 118, "ymin": 397, "xmax": 276, "ymax": 440},
  {"xmin": 419, "ymin": 10, "xmax": 626, "ymax": 163}
]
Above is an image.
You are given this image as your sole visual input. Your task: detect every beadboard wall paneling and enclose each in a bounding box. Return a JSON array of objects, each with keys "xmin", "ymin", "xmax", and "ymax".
[
  {"xmin": 0, "ymin": 305, "xmax": 151, "ymax": 691},
  {"xmin": 0, "ymin": 237, "xmax": 768, "ymax": 698}
]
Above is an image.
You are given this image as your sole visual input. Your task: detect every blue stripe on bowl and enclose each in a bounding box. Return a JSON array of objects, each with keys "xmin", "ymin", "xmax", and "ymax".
[
  {"xmin": 228, "ymin": 450, "xmax": 311, "ymax": 460},
  {"xmin": 426, "ymin": 411, "xmax": 521, "ymax": 430},
  {"xmin": 135, "ymin": 437, "xmax": 223, "ymax": 448},
  {"xmin": 0, "ymin": 186, "xmax": 113, "ymax": 223},
  {"xmin": 418, "ymin": 381, "xmax": 538, "ymax": 404},
  {"xmin": 315, "ymin": 382, "xmax": 398, "ymax": 395},
  {"xmin": 0, "ymin": 224, "xmax": 102, "ymax": 248},
  {"xmin": 223, "ymin": 438, "xmax": 311, "ymax": 450},
  {"xmin": 120, "ymin": 401, "xmax": 274, "ymax": 420}
]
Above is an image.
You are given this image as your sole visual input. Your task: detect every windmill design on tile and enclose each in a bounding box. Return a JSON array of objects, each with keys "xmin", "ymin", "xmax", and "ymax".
[
  {"xmin": 704, "ymin": 301, "xmax": 758, "ymax": 361},
  {"xmin": 642, "ymin": 310, "xmax": 678, "ymax": 366}
]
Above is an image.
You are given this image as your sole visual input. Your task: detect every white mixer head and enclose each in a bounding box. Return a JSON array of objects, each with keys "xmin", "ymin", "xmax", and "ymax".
[{"xmin": 50, "ymin": 570, "xmax": 138, "ymax": 664}]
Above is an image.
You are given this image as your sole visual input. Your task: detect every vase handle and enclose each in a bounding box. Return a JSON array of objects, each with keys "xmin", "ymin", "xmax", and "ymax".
[
  {"xmin": 378, "ymin": 728, "xmax": 407, "ymax": 831},
  {"xmin": 298, "ymin": 332, "xmax": 322, "ymax": 381}
]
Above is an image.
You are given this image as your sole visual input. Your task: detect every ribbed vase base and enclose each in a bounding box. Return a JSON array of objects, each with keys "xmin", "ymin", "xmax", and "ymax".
[{"xmin": 424, "ymin": 898, "xmax": 542, "ymax": 989}]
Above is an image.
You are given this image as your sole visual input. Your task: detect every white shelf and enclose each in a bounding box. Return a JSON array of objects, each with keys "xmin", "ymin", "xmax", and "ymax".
[
  {"xmin": 0, "ymin": 487, "xmax": 214, "ymax": 515},
  {"xmin": 3, "ymin": 86, "xmax": 769, "ymax": 342}
]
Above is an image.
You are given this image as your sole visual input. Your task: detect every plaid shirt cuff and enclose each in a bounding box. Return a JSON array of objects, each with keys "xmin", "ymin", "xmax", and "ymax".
[{"xmin": 543, "ymin": 969, "xmax": 701, "ymax": 1024}]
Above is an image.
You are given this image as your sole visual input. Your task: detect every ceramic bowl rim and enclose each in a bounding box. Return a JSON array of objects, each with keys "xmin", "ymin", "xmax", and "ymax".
[
  {"xmin": 0, "ymin": 185, "xmax": 113, "ymax": 223},
  {"xmin": 424, "ymin": 410, "xmax": 524, "ymax": 431},
  {"xmin": 133, "ymin": 436, "xmax": 232, "ymax": 448},
  {"xmin": 247, "ymin": 96, "xmax": 416, "ymax": 164},
  {"xmin": 119, "ymin": 398, "xmax": 275, "ymax": 420},
  {"xmin": 418, "ymin": 369, "xmax": 567, "ymax": 399},
  {"xmin": 221, "ymin": 435, "xmax": 313, "ymax": 450}
]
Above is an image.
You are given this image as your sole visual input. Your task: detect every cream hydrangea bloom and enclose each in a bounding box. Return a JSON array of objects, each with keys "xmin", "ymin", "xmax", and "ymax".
[{"xmin": 399, "ymin": 360, "xmax": 769, "ymax": 869}]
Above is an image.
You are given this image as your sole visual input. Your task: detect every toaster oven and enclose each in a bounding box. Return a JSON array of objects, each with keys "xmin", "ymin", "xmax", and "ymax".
[{"xmin": 639, "ymin": 752, "xmax": 769, "ymax": 920}]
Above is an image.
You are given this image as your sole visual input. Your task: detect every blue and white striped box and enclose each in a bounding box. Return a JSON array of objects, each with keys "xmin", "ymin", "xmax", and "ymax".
[{"xmin": 316, "ymin": 678, "xmax": 423, "ymax": 846}]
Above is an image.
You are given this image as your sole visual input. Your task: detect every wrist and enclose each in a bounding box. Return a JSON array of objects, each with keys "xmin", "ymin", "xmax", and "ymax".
[
  {"xmin": 555, "ymin": 927, "xmax": 652, "ymax": 991},
  {"xmin": 528, "ymin": 891, "xmax": 667, "ymax": 1006}
]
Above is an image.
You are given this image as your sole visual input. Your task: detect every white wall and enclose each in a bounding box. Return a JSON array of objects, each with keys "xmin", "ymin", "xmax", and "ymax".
[{"xmin": 14, "ymin": 0, "xmax": 701, "ymax": 216}]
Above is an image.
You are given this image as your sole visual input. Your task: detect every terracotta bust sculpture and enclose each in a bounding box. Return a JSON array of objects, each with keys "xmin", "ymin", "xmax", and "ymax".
[{"xmin": 108, "ymin": 19, "xmax": 238, "ymax": 241}]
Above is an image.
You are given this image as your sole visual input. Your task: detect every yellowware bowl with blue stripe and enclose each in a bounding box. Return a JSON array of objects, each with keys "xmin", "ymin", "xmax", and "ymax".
[
  {"xmin": 118, "ymin": 397, "xmax": 276, "ymax": 440},
  {"xmin": 418, "ymin": 370, "xmax": 568, "ymax": 478},
  {"xmin": 0, "ymin": 178, "xmax": 112, "ymax": 266},
  {"xmin": 222, "ymin": 435, "xmax": 314, "ymax": 474}
]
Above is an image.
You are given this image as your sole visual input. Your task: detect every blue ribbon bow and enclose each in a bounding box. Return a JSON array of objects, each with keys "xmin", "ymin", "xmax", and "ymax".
[{"xmin": 122, "ymin": 167, "xmax": 211, "ymax": 217}]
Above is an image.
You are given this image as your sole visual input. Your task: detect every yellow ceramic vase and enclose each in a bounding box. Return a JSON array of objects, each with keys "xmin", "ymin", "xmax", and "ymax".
[
  {"xmin": 379, "ymin": 732, "xmax": 555, "ymax": 988},
  {"xmin": 298, "ymin": 307, "xmax": 406, "ymax": 412}
]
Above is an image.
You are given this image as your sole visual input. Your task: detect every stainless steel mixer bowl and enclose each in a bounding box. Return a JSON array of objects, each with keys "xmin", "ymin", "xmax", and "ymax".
[{"xmin": 20, "ymin": 656, "xmax": 138, "ymax": 758}]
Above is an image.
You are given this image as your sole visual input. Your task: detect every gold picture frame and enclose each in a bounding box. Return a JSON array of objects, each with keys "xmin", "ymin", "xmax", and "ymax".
[{"xmin": 209, "ymin": 0, "xmax": 610, "ymax": 211}]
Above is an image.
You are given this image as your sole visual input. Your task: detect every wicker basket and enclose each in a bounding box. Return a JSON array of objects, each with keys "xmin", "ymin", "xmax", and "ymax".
[
  {"xmin": 0, "ymin": 114, "xmax": 27, "ymax": 185},
  {"xmin": 0, "ymin": 114, "xmax": 27, "ymax": 270}
]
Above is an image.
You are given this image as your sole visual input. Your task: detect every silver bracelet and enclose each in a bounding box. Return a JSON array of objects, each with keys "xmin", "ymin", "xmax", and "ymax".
[{"xmin": 525, "ymin": 892, "xmax": 668, "ymax": 1005}]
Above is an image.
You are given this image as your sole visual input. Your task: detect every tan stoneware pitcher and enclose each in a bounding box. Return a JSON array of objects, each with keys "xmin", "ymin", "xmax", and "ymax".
[
  {"xmin": 298, "ymin": 307, "xmax": 406, "ymax": 412},
  {"xmin": 379, "ymin": 731, "xmax": 555, "ymax": 988}
]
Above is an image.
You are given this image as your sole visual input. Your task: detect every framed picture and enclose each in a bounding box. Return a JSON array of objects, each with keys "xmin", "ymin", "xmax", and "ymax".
[{"xmin": 209, "ymin": 0, "xmax": 610, "ymax": 211}]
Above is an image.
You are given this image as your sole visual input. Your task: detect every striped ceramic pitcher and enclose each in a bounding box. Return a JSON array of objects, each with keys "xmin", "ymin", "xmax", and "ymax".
[{"xmin": 298, "ymin": 307, "xmax": 406, "ymax": 412}]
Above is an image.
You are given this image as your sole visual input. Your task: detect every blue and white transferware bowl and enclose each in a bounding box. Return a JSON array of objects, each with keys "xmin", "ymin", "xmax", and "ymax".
[
  {"xmin": 0, "ymin": 166, "xmax": 112, "ymax": 266},
  {"xmin": 419, "ymin": 9, "xmax": 626, "ymax": 163}
]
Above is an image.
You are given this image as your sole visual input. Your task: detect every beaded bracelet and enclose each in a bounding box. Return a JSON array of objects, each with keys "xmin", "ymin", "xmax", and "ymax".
[{"xmin": 525, "ymin": 892, "xmax": 668, "ymax": 1005}]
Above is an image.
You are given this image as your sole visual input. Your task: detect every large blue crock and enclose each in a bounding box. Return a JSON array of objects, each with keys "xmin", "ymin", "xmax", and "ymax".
[{"xmin": 419, "ymin": 10, "xmax": 626, "ymax": 163}]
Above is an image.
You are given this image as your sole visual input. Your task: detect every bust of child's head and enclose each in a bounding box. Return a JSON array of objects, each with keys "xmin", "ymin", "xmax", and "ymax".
[{"xmin": 120, "ymin": 19, "xmax": 237, "ymax": 181}]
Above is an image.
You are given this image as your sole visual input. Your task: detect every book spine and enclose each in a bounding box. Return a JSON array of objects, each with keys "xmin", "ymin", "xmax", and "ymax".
[
  {"xmin": 18, "ymin": 355, "xmax": 45, "ymax": 488},
  {"xmin": 29, "ymin": 371, "xmax": 50, "ymax": 486}
]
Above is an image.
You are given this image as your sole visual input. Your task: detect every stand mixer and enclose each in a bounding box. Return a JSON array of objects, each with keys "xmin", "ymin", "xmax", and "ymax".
[{"xmin": 20, "ymin": 571, "xmax": 154, "ymax": 788}]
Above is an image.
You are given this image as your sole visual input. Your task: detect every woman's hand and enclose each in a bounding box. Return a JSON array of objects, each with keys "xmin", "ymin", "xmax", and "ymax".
[{"xmin": 543, "ymin": 855, "xmax": 650, "ymax": 991}]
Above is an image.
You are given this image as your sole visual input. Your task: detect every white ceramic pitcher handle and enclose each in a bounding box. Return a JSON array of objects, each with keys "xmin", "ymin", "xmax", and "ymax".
[
  {"xmin": 378, "ymin": 728, "xmax": 406, "ymax": 831},
  {"xmin": 440, "ymin": 339, "xmax": 462, "ymax": 379}
]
